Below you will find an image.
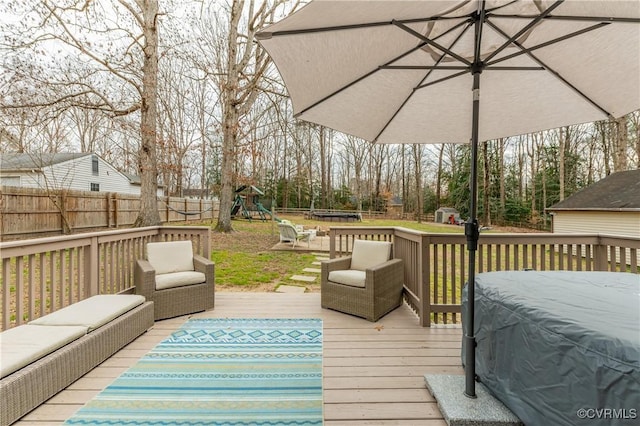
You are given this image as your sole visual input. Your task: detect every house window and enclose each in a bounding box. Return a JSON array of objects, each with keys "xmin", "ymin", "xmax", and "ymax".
[
  {"xmin": 92, "ymin": 155, "xmax": 99, "ymax": 175},
  {"xmin": 90, "ymin": 183, "xmax": 100, "ymax": 192},
  {"xmin": 1, "ymin": 176, "xmax": 21, "ymax": 187}
]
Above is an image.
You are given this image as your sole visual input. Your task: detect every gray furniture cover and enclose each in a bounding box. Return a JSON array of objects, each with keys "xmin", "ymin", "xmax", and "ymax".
[{"xmin": 462, "ymin": 271, "xmax": 639, "ymax": 426}]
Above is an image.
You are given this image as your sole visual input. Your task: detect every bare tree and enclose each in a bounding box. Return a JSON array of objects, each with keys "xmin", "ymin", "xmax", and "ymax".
[
  {"xmin": 481, "ymin": 140, "xmax": 490, "ymax": 226},
  {"xmin": 1, "ymin": 0, "xmax": 162, "ymax": 226},
  {"xmin": 412, "ymin": 144, "xmax": 424, "ymax": 223},
  {"xmin": 614, "ymin": 115, "xmax": 629, "ymax": 172},
  {"xmin": 191, "ymin": 0, "xmax": 296, "ymax": 232}
]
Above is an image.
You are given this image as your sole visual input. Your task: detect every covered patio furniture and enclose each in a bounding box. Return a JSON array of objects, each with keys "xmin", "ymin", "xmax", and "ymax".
[
  {"xmin": 278, "ymin": 222, "xmax": 312, "ymax": 248},
  {"xmin": 321, "ymin": 239, "xmax": 404, "ymax": 322},
  {"xmin": 135, "ymin": 240, "xmax": 214, "ymax": 320}
]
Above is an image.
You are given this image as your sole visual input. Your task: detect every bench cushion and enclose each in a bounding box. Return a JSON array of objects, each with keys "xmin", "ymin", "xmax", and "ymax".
[
  {"xmin": 29, "ymin": 295, "xmax": 145, "ymax": 331},
  {"xmin": 155, "ymin": 271, "xmax": 206, "ymax": 290},
  {"xmin": 147, "ymin": 241, "xmax": 194, "ymax": 275},
  {"xmin": 1, "ymin": 324, "xmax": 88, "ymax": 378}
]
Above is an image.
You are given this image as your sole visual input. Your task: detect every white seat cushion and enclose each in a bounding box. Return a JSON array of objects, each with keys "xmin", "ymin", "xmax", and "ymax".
[
  {"xmin": 328, "ymin": 270, "xmax": 366, "ymax": 288},
  {"xmin": 350, "ymin": 240, "xmax": 392, "ymax": 271},
  {"xmin": 29, "ymin": 295, "xmax": 145, "ymax": 331},
  {"xmin": 155, "ymin": 271, "xmax": 206, "ymax": 290},
  {"xmin": 147, "ymin": 241, "xmax": 194, "ymax": 275},
  {"xmin": 1, "ymin": 324, "xmax": 88, "ymax": 378}
]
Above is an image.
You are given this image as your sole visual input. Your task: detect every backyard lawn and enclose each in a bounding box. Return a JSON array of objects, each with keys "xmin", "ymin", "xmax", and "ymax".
[{"xmin": 206, "ymin": 215, "xmax": 534, "ymax": 292}]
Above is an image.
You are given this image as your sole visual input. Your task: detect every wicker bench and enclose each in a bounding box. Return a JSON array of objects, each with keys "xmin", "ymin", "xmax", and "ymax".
[{"xmin": 0, "ymin": 295, "xmax": 154, "ymax": 425}]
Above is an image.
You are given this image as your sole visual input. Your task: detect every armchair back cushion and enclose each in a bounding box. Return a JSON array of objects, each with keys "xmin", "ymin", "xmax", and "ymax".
[
  {"xmin": 350, "ymin": 240, "xmax": 392, "ymax": 271},
  {"xmin": 147, "ymin": 241, "xmax": 194, "ymax": 275}
]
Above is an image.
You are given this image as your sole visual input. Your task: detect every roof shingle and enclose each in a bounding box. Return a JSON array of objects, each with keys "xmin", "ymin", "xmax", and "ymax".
[{"xmin": 548, "ymin": 169, "xmax": 640, "ymax": 211}]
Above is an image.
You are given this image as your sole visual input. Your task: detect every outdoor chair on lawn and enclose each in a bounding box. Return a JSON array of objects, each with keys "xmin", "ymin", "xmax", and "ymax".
[
  {"xmin": 321, "ymin": 239, "xmax": 404, "ymax": 322},
  {"xmin": 278, "ymin": 222, "xmax": 312, "ymax": 248},
  {"xmin": 135, "ymin": 240, "xmax": 214, "ymax": 320}
]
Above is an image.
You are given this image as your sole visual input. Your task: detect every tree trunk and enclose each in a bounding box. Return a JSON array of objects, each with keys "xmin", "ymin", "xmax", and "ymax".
[
  {"xmin": 614, "ymin": 115, "xmax": 628, "ymax": 172},
  {"xmin": 319, "ymin": 126, "xmax": 327, "ymax": 209},
  {"xmin": 215, "ymin": 0, "xmax": 243, "ymax": 233},
  {"xmin": 498, "ymin": 138, "xmax": 505, "ymax": 223},
  {"xmin": 558, "ymin": 128, "xmax": 566, "ymax": 201},
  {"xmin": 134, "ymin": 0, "xmax": 161, "ymax": 227},
  {"xmin": 412, "ymin": 144, "xmax": 422, "ymax": 223},
  {"xmin": 436, "ymin": 144, "xmax": 444, "ymax": 209},
  {"xmin": 482, "ymin": 140, "xmax": 490, "ymax": 226},
  {"xmin": 215, "ymin": 107, "xmax": 238, "ymax": 232}
]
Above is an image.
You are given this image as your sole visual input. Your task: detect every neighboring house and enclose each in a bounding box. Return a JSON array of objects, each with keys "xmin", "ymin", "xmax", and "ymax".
[
  {"xmin": 547, "ymin": 169, "xmax": 640, "ymax": 238},
  {"xmin": 0, "ymin": 153, "xmax": 163, "ymax": 196}
]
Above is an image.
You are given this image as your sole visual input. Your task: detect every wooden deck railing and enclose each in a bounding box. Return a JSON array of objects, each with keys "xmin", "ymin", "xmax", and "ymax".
[
  {"xmin": 3, "ymin": 225, "xmax": 637, "ymax": 330},
  {"xmin": 0, "ymin": 226, "xmax": 210, "ymax": 330},
  {"xmin": 329, "ymin": 227, "xmax": 640, "ymax": 326}
]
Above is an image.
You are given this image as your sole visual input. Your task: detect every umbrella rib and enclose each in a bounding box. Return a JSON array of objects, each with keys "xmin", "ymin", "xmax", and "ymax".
[
  {"xmin": 491, "ymin": 13, "xmax": 640, "ymax": 24},
  {"xmin": 294, "ymin": 42, "xmax": 430, "ymax": 118},
  {"xmin": 256, "ymin": 16, "xmax": 466, "ymax": 39},
  {"xmin": 382, "ymin": 65, "xmax": 469, "ymax": 70},
  {"xmin": 483, "ymin": 0, "xmax": 564, "ymax": 64},
  {"xmin": 373, "ymin": 22, "xmax": 474, "ymax": 142},
  {"xmin": 392, "ymin": 20, "xmax": 472, "ymax": 66},
  {"xmin": 485, "ymin": 66, "xmax": 544, "ymax": 71},
  {"xmin": 415, "ymin": 70, "xmax": 469, "ymax": 90},
  {"xmin": 485, "ymin": 19, "xmax": 614, "ymax": 118},
  {"xmin": 296, "ymin": 17, "xmax": 473, "ymax": 119},
  {"xmin": 486, "ymin": 22, "xmax": 610, "ymax": 67}
]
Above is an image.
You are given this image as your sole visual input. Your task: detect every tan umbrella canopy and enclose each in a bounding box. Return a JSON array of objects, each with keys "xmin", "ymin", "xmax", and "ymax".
[{"xmin": 257, "ymin": 0, "xmax": 640, "ymax": 397}]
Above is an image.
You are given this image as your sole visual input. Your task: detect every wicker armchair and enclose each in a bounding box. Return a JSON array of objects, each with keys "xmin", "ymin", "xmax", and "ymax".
[
  {"xmin": 321, "ymin": 239, "xmax": 404, "ymax": 322},
  {"xmin": 135, "ymin": 240, "xmax": 214, "ymax": 320}
]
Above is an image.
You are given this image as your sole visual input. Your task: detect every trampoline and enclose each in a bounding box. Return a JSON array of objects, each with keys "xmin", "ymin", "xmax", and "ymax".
[{"xmin": 310, "ymin": 211, "xmax": 362, "ymax": 222}]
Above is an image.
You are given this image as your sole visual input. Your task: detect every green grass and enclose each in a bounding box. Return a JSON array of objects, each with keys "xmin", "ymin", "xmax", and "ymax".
[
  {"xmin": 197, "ymin": 215, "xmax": 481, "ymax": 290},
  {"xmin": 211, "ymin": 250, "xmax": 316, "ymax": 288},
  {"xmin": 282, "ymin": 215, "xmax": 466, "ymax": 233}
]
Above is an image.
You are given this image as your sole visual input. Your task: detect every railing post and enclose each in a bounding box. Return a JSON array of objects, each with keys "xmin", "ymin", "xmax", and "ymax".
[
  {"xmin": 421, "ymin": 234, "xmax": 431, "ymax": 327},
  {"xmin": 593, "ymin": 237, "xmax": 608, "ymax": 271},
  {"xmin": 84, "ymin": 236, "xmax": 99, "ymax": 296},
  {"xmin": 329, "ymin": 229, "xmax": 336, "ymax": 258},
  {"xmin": 204, "ymin": 228, "xmax": 211, "ymax": 259}
]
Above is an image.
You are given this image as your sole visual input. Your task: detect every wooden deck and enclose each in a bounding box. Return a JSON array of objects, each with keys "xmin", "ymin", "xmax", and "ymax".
[{"xmin": 15, "ymin": 292, "xmax": 464, "ymax": 425}]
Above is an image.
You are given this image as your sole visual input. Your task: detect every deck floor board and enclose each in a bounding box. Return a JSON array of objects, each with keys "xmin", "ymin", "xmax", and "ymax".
[{"xmin": 15, "ymin": 292, "xmax": 463, "ymax": 425}]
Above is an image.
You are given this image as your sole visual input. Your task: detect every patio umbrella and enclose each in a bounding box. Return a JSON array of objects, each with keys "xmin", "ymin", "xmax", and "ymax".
[{"xmin": 256, "ymin": 0, "xmax": 640, "ymax": 397}]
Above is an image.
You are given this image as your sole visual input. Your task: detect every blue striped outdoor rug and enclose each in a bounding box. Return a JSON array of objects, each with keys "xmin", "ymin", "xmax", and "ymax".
[{"xmin": 64, "ymin": 318, "xmax": 323, "ymax": 426}]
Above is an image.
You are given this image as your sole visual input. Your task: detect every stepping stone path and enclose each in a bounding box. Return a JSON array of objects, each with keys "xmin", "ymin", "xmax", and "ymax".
[
  {"xmin": 275, "ymin": 284, "xmax": 306, "ymax": 293},
  {"xmin": 286, "ymin": 252, "xmax": 329, "ymax": 290}
]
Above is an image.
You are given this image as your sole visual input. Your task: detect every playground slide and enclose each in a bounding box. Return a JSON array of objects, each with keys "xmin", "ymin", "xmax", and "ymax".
[{"xmin": 255, "ymin": 202, "xmax": 281, "ymax": 222}]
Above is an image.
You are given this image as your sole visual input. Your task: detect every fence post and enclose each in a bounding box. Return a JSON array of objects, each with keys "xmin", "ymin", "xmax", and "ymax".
[
  {"xmin": 106, "ymin": 193, "xmax": 110, "ymax": 228},
  {"xmin": 113, "ymin": 193, "xmax": 118, "ymax": 228}
]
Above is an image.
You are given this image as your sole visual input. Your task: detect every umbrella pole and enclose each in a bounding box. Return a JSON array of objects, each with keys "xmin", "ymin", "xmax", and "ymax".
[{"xmin": 464, "ymin": 70, "xmax": 481, "ymax": 399}]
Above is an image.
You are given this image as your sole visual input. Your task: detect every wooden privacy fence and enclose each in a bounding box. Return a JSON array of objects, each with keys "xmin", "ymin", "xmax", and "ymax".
[
  {"xmin": 0, "ymin": 226, "xmax": 210, "ymax": 330},
  {"xmin": 0, "ymin": 186, "xmax": 219, "ymax": 240},
  {"xmin": 329, "ymin": 227, "xmax": 640, "ymax": 327}
]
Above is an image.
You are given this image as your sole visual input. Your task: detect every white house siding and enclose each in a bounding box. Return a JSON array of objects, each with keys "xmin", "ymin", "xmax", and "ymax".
[
  {"xmin": 1, "ymin": 155, "xmax": 166, "ymax": 195},
  {"xmin": 552, "ymin": 211, "xmax": 640, "ymax": 238},
  {"xmin": 41, "ymin": 155, "xmax": 138, "ymax": 194},
  {"xmin": 552, "ymin": 210, "xmax": 640, "ymax": 266}
]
